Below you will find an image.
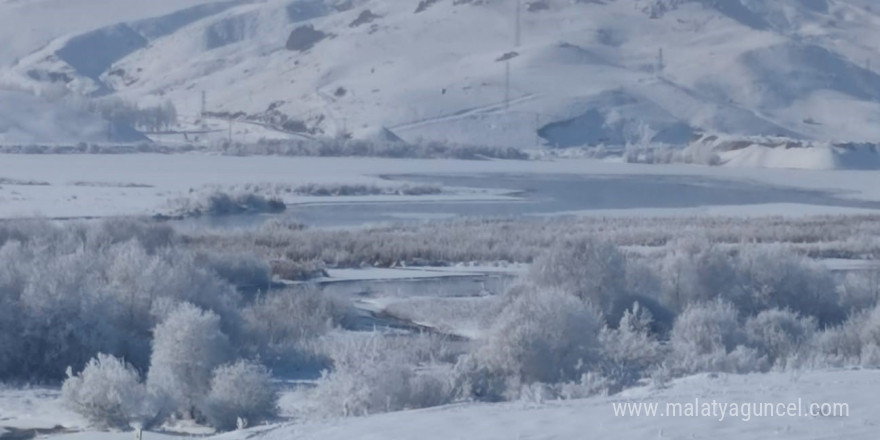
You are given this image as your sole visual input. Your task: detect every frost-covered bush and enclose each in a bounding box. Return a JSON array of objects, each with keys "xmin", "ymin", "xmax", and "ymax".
[
  {"xmin": 660, "ymin": 243, "xmax": 842, "ymax": 324},
  {"xmin": 744, "ymin": 308, "xmax": 816, "ymax": 369},
  {"xmin": 840, "ymin": 269, "xmax": 880, "ymax": 312},
  {"xmin": 814, "ymin": 305, "xmax": 880, "ymax": 367},
  {"xmin": 147, "ymin": 303, "xmax": 231, "ymax": 418},
  {"xmin": 308, "ymin": 332, "xmax": 455, "ymax": 418},
  {"xmin": 660, "ymin": 241, "xmax": 739, "ymax": 310},
  {"xmin": 61, "ymin": 354, "xmax": 150, "ymax": 430},
  {"xmin": 170, "ymin": 191, "xmax": 285, "ymax": 217},
  {"xmin": 269, "ymin": 258, "xmax": 328, "ymax": 281},
  {"xmin": 242, "ymin": 287, "xmax": 346, "ymax": 369},
  {"xmin": 89, "ymin": 218, "xmax": 176, "ymax": 252},
  {"xmin": 528, "ymin": 239, "xmax": 627, "ymax": 313},
  {"xmin": 669, "ymin": 300, "xmax": 766, "ymax": 374},
  {"xmin": 458, "ymin": 286, "xmax": 603, "ymax": 400},
  {"xmin": 198, "ymin": 252, "xmax": 272, "ymax": 291},
  {"xmin": 222, "ymin": 137, "xmax": 529, "ymax": 160},
  {"xmin": 0, "ymin": 219, "xmax": 247, "ymax": 382},
  {"xmin": 527, "ymin": 239, "xmax": 668, "ymax": 327},
  {"xmin": 732, "ymin": 247, "xmax": 842, "ymax": 324},
  {"xmin": 600, "ymin": 302, "xmax": 665, "ymax": 387},
  {"xmin": 202, "ymin": 360, "xmax": 278, "ymax": 431},
  {"xmin": 200, "ymin": 215, "xmax": 880, "ymax": 272}
]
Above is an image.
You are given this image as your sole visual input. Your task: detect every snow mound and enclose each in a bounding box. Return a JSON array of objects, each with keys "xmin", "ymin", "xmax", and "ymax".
[
  {"xmin": 690, "ymin": 134, "xmax": 880, "ymax": 170},
  {"xmin": 354, "ymin": 125, "xmax": 405, "ymax": 143}
]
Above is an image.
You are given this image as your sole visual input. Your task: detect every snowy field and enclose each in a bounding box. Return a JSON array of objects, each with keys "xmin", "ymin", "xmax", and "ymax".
[{"xmin": 5, "ymin": 370, "xmax": 879, "ymax": 440}]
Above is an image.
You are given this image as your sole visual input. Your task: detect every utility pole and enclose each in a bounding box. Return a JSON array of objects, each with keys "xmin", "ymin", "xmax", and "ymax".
[
  {"xmin": 535, "ymin": 112, "xmax": 540, "ymax": 147},
  {"xmin": 227, "ymin": 117, "xmax": 232, "ymax": 145},
  {"xmin": 657, "ymin": 48, "xmax": 664, "ymax": 73},
  {"xmin": 505, "ymin": 61, "xmax": 510, "ymax": 110},
  {"xmin": 515, "ymin": 0, "xmax": 522, "ymax": 48}
]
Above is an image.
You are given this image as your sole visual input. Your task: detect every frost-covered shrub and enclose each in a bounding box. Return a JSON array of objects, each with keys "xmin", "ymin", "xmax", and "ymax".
[
  {"xmin": 669, "ymin": 300, "xmax": 767, "ymax": 374},
  {"xmin": 61, "ymin": 354, "xmax": 150, "ymax": 430},
  {"xmin": 270, "ymin": 258, "xmax": 328, "ymax": 281},
  {"xmin": 528, "ymin": 239, "xmax": 627, "ymax": 313},
  {"xmin": 170, "ymin": 191, "xmax": 285, "ymax": 217},
  {"xmin": 202, "ymin": 360, "xmax": 279, "ymax": 431},
  {"xmin": 0, "ymin": 218, "xmax": 247, "ymax": 381},
  {"xmin": 600, "ymin": 302, "xmax": 665, "ymax": 387},
  {"xmin": 17, "ymin": 248, "xmax": 127, "ymax": 380},
  {"xmin": 802, "ymin": 305, "xmax": 880, "ymax": 369},
  {"xmin": 458, "ymin": 286, "xmax": 603, "ymax": 400},
  {"xmin": 818, "ymin": 305, "xmax": 880, "ymax": 367},
  {"xmin": 223, "ymin": 137, "xmax": 529, "ymax": 160},
  {"xmin": 660, "ymin": 243, "xmax": 842, "ymax": 324},
  {"xmin": 308, "ymin": 332, "xmax": 455, "ymax": 418},
  {"xmin": 242, "ymin": 287, "xmax": 346, "ymax": 369},
  {"xmin": 147, "ymin": 303, "xmax": 231, "ymax": 418},
  {"xmin": 840, "ymin": 270, "xmax": 880, "ymax": 312},
  {"xmin": 732, "ymin": 247, "xmax": 842, "ymax": 325},
  {"xmin": 808, "ymin": 322, "xmax": 862, "ymax": 368},
  {"xmin": 660, "ymin": 242, "xmax": 739, "ymax": 310},
  {"xmin": 744, "ymin": 309, "xmax": 816, "ymax": 369},
  {"xmin": 199, "ymin": 252, "xmax": 272, "ymax": 291},
  {"xmin": 89, "ymin": 218, "xmax": 176, "ymax": 253}
]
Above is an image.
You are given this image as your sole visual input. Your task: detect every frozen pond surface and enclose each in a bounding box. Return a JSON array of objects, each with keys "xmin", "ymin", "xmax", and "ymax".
[{"xmin": 188, "ymin": 173, "xmax": 880, "ymax": 229}]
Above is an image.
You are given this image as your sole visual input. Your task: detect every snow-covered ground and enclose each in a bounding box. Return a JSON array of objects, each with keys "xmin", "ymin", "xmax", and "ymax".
[
  {"xmin": 6, "ymin": 369, "xmax": 878, "ymax": 440},
  {"xmin": 245, "ymin": 369, "xmax": 880, "ymax": 440}
]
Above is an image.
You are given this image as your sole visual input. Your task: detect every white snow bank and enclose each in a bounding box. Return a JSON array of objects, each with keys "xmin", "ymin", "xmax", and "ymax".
[
  {"xmin": 5, "ymin": 367, "xmax": 879, "ymax": 440},
  {"xmin": 247, "ymin": 369, "xmax": 880, "ymax": 440},
  {"xmin": 721, "ymin": 144, "xmax": 880, "ymax": 170},
  {"xmin": 688, "ymin": 134, "xmax": 880, "ymax": 170}
]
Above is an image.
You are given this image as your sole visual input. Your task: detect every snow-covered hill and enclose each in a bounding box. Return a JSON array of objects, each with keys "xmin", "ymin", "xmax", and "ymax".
[{"xmin": 3, "ymin": 0, "xmax": 880, "ymax": 150}]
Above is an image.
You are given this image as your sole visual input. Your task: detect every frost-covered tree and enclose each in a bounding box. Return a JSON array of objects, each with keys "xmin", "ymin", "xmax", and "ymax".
[
  {"xmin": 660, "ymin": 243, "xmax": 841, "ymax": 325},
  {"xmin": 600, "ymin": 302, "xmax": 664, "ymax": 386},
  {"xmin": 744, "ymin": 308, "xmax": 816, "ymax": 369},
  {"xmin": 669, "ymin": 300, "xmax": 766, "ymax": 374},
  {"xmin": 202, "ymin": 360, "xmax": 278, "ymax": 431},
  {"xmin": 458, "ymin": 286, "xmax": 603, "ymax": 400},
  {"xmin": 733, "ymin": 247, "xmax": 841, "ymax": 324},
  {"xmin": 528, "ymin": 239, "xmax": 627, "ymax": 313},
  {"xmin": 309, "ymin": 332, "xmax": 454, "ymax": 418},
  {"xmin": 146, "ymin": 303, "xmax": 231, "ymax": 419},
  {"xmin": 61, "ymin": 354, "xmax": 150, "ymax": 430},
  {"xmin": 242, "ymin": 287, "xmax": 344, "ymax": 368}
]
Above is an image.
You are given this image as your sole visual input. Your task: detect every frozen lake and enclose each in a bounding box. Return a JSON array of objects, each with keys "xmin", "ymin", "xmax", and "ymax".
[{"xmin": 187, "ymin": 172, "xmax": 880, "ymax": 228}]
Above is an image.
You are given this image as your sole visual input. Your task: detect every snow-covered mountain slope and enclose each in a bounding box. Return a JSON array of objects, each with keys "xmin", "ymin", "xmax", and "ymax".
[{"xmin": 4, "ymin": 0, "xmax": 880, "ymax": 149}]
